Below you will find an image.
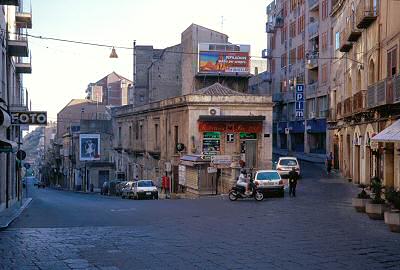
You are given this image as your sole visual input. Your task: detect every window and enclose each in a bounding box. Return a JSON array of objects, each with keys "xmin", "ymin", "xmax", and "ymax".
[
  {"xmin": 290, "ymin": 49, "xmax": 296, "ymax": 65},
  {"xmin": 271, "ymin": 59, "xmax": 276, "ymax": 73},
  {"xmin": 155, "ymin": 123, "xmax": 159, "ymax": 147},
  {"xmin": 135, "ymin": 121, "xmax": 139, "ymax": 140},
  {"xmin": 322, "ymin": 0, "xmax": 328, "ymax": 20},
  {"xmin": 290, "ymin": 0, "xmax": 297, "ymax": 12},
  {"xmin": 283, "ymin": 0, "xmax": 288, "ymax": 17},
  {"xmin": 297, "ymin": 44, "xmax": 305, "ymax": 61},
  {"xmin": 322, "ymin": 64, "xmax": 328, "ymax": 83},
  {"xmin": 139, "ymin": 124, "xmax": 143, "ymax": 140},
  {"xmin": 298, "ymin": 15, "xmax": 305, "ymax": 34},
  {"xmin": 321, "ymin": 32, "xmax": 327, "ymax": 51},
  {"xmin": 129, "ymin": 126, "xmax": 132, "ymax": 146},
  {"xmin": 387, "ymin": 47, "xmax": 398, "ymax": 77},
  {"xmin": 335, "ymin": 32, "xmax": 340, "ymax": 50},
  {"xmin": 280, "ymin": 80, "xmax": 287, "ymax": 92},
  {"xmin": 118, "ymin": 126, "xmax": 122, "ymax": 146},
  {"xmin": 330, "ymin": 27, "xmax": 334, "ymax": 46},
  {"xmin": 174, "ymin": 126, "xmax": 179, "ymax": 153},
  {"xmin": 281, "ymin": 25, "xmax": 287, "ymax": 44},
  {"xmin": 281, "ymin": 53, "xmax": 287, "ymax": 68},
  {"xmin": 271, "ymin": 34, "xmax": 276, "ymax": 50},
  {"xmin": 290, "ymin": 21, "xmax": 296, "ymax": 38}
]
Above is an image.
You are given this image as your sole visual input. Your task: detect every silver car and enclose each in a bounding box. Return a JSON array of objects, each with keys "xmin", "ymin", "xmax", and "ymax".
[
  {"xmin": 132, "ymin": 180, "xmax": 158, "ymax": 200},
  {"xmin": 276, "ymin": 157, "xmax": 301, "ymax": 178}
]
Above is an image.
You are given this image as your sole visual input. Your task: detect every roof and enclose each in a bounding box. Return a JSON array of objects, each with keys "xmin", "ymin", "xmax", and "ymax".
[
  {"xmin": 95, "ymin": 72, "xmax": 132, "ymax": 85},
  {"xmin": 194, "ymin": 83, "xmax": 250, "ymax": 96},
  {"xmin": 198, "ymin": 115, "xmax": 265, "ymax": 122},
  {"xmin": 371, "ymin": 119, "xmax": 400, "ymax": 142}
]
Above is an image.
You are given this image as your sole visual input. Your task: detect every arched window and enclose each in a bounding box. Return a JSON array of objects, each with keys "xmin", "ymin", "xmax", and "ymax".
[
  {"xmin": 357, "ymin": 70, "xmax": 362, "ymax": 91},
  {"xmin": 368, "ymin": 59, "xmax": 375, "ymax": 85},
  {"xmin": 347, "ymin": 75, "xmax": 352, "ymax": 97}
]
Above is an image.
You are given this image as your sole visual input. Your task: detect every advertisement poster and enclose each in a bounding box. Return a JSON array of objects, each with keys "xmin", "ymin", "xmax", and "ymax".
[
  {"xmin": 79, "ymin": 134, "xmax": 100, "ymax": 161},
  {"xmin": 199, "ymin": 51, "xmax": 250, "ymax": 74}
]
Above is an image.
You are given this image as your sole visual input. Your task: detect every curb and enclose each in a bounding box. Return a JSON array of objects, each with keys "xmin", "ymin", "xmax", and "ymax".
[{"xmin": 0, "ymin": 198, "xmax": 32, "ymax": 231}]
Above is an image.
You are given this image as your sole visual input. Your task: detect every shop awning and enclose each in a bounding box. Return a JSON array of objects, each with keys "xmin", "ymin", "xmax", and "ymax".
[
  {"xmin": 0, "ymin": 139, "xmax": 18, "ymax": 153},
  {"xmin": 371, "ymin": 119, "xmax": 400, "ymax": 142}
]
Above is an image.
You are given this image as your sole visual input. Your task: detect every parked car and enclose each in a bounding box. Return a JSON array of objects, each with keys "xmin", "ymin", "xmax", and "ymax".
[
  {"xmin": 116, "ymin": 181, "xmax": 129, "ymax": 196},
  {"xmin": 275, "ymin": 157, "xmax": 301, "ymax": 178},
  {"xmin": 133, "ymin": 180, "xmax": 158, "ymax": 200},
  {"xmin": 108, "ymin": 180, "xmax": 122, "ymax": 196},
  {"xmin": 100, "ymin": 181, "xmax": 109, "ymax": 195},
  {"xmin": 121, "ymin": 182, "xmax": 135, "ymax": 199},
  {"xmin": 254, "ymin": 170, "xmax": 284, "ymax": 197}
]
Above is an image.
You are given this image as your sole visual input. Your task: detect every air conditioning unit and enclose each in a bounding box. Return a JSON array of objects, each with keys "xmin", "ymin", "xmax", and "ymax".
[
  {"xmin": 309, "ymin": 112, "xmax": 316, "ymax": 119},
  {"xmin": 208, "ymin": 107, "xmax": 221, "ymax": 116}
]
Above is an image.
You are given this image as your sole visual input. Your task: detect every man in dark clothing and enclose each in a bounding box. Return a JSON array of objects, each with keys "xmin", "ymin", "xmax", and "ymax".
[{"xmin": 288, "ymin": 168, "xmax": 299, "ymax": 197}]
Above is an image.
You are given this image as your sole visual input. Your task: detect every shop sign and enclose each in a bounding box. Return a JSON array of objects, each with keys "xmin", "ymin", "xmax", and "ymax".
[
  {"xmin": 239, "ymin": 133, "xmax": 257, "ymax": 140},
  {"xmin": 199, "ymin": 122, "xmax": 262, "ymax": 133},
  {"xmin": 211, "ymin": 155, "xmax": 232, "ymax": 165},
  {"xmin": 11, "ymin": 111, "xmax": 47, "ymax": 125},
  {"xmin": 207, "ymin": 167, "xmax": 218, "ymax": 174},
  {"xmin": 178, "ymin": 165, "xmax": 186, "ymax": 185},
  {"xmin": 202, "ymin": 132, "xmax": 220, "ymax": 156},
  {"xmin": 203, "ymin": 132, "xmax": 221, "ymax": 139}
]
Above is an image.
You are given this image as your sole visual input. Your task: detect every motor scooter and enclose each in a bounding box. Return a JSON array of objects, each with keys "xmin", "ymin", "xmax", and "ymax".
[{"xmin": 228, "ymin": 180, "xmax": 264, "ymax": 201}]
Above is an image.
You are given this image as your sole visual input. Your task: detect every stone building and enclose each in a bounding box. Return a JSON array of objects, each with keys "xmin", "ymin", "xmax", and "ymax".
[
  {"xmin": 266, "ymin": 0, "xmax": 330, "ymax": 154},
  {"xmin": 132, "ymin": 24, "xmax": 251, "ymax": 107},
  {"xmin": 0, "ymin": 1, "xmax": 32, "ymax": 211},
  {"xmin": 112, "ymin": 83, "xmax": 273, "ymax": 195},
  {"xmin": 86, "ymin": 72, "xmax": 132, "ymax": 106},
  {"xmin": 329, "ymin": 0, "xmax": 400, "ymax": 189}
]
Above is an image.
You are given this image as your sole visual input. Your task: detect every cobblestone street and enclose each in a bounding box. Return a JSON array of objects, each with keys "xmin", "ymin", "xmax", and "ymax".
[{"xmin": 1, "ymin": 162, "xmax": 400, "ymax": 270}]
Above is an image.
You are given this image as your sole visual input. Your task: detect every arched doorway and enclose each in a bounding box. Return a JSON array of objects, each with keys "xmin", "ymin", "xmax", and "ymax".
[{"xmin": 353, "ymin": 127, "xmax": 361, "ymax": 184}]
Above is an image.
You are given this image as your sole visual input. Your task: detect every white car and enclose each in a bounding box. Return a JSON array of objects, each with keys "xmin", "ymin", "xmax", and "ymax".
[
  {"xmin": 132, "ymin": 180, "xmax": 158, "ymax": 200},
  {"xmin": 254, "ymin": 170, "xmax": 284, "ymax": 197},
  {"xmin": 275, "ymin": 157, "xmax": 301, "ymax": 178},
  {"xmin": 121, "ymin": 181, "xmax": 135, "ymax": 199}
]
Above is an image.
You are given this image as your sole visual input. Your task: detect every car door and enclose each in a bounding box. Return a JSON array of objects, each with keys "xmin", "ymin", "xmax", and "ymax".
[{"xmin": 133, "ymin": 182, "xmax": 138, "ymax": 196}]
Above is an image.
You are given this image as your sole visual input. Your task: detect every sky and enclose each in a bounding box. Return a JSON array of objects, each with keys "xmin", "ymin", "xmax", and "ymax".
[{"xmin": 25, "ymin": 0, "xmax": 270, "ymax": 121}]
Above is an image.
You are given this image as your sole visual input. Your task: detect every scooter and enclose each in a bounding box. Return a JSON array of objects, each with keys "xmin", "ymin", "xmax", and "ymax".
[{"xmin": 228, "ymin": 180, "xmax": 264, "ymax": 201}]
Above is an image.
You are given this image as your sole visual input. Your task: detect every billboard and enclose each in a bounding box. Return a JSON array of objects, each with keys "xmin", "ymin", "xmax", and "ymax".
[
  {"xmin": 79, "ymin": 134, "xmax": 100, "ymax": 161},
  {"xmin": 198, "ymin": 43, "xmax": 250, "ymax": 75}
]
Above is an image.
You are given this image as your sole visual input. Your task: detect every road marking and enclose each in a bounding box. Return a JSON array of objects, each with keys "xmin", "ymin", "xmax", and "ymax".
[{"xmin": 110, "ymin": 208, "xmax": 137, "ymax": 212}]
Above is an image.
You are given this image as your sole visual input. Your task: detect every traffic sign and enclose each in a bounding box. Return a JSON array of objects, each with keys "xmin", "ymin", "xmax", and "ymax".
[{"xmin": 16, "ymin": 150, "xmax": 26, "ymax": 160}]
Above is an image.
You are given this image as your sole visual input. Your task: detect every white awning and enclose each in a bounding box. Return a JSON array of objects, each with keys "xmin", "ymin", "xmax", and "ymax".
[{"xmin": 371, "ymin": 119, "xmax": 400, "ymax": 143}]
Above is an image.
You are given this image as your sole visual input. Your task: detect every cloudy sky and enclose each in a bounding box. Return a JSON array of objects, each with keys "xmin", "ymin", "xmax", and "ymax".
[{"xmin": 25, "ymin": 0, "xmax": 270, "ymax": 120}]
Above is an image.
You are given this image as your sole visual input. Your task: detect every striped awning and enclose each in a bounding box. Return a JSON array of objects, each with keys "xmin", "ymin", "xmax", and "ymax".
[{"xmin": 371, "ymin": 119, "xmax": 400, "ymax": 142}]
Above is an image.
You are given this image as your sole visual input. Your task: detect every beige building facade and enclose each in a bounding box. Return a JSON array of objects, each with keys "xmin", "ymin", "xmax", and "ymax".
[
  {"xmin": 112, "ymin": 83, "xmax": 273, "ymax": 195},
  {"xmin": 329, "ymin": 0, "xmax": 400, "ymax": 189}
]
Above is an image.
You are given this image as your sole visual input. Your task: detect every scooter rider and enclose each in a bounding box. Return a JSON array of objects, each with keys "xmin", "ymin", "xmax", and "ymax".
[{"xmin": 237, "ymin": 169, "xmax": 251, "ymax": 195}]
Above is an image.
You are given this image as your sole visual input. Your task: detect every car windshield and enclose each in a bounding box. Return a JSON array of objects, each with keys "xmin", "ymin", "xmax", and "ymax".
[
  {"xmin": 256, "ymin": 172, "xmax": 281, "ymax": 181},
  {"xmin": 279, "ymin": 159, "xmax": 298, "ymax": 166},
  {"xmin": 138, "ymin": 181, "xmax": 155, "ymax": 187}
]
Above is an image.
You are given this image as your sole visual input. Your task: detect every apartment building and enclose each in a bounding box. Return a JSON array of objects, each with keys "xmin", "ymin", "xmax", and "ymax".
[
  {"xmin": 329, "ymin": 0, "xmax": 400, "ymax": 189},
  {"xmin": 86, "ymin": 72, "xmax": 132, "ymax": 106},
  {"xmin": 266, "ymin": 0, "xmax": 331, "ymax": 154},
  {"xmin": 0, "ymin": 0, "xmax": 32, "ymax": 211}
]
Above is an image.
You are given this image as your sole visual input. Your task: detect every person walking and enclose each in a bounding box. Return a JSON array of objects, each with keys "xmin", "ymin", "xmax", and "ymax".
[{"xmin": 288, "ymin": 167, "xmax": 299, "ymax": 197}]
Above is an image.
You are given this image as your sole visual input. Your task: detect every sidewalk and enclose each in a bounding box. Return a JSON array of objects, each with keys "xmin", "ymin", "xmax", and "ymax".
[
  {"xmin": 0, "ymin": 198, "xmax": 32, "ymax": 230},
  {"xmin": 273, "ymin": 148, "xmax": 326, "ymax": 164}
]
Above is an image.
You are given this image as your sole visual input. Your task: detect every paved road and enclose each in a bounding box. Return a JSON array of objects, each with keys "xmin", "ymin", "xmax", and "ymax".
[{"xmin": 1, "ymin": 162, "xmax": 400, "ymax": 270}]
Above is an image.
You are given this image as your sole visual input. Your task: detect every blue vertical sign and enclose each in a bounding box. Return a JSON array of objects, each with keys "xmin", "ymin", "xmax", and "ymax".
[{"xmin": 295, "ymin": 84, "xmax": 304, "ymax": 118}]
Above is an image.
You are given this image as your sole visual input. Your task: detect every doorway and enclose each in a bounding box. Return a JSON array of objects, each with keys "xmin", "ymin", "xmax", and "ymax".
[
  {"xmin": 354, "ymin": 145, "xmax": 360, "ymax": 184},
  {"xmin": 244, "ymin": 140, "xmax": 257, "ymax": 169},
  {"xmin": 98, "ymin": 170, "xmax": 109, "ymax": 188}
]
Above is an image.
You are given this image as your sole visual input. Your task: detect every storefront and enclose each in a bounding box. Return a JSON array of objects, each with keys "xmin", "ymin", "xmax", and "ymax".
[{"xmin": 307, "ymin": 119, "xmax": 327, "ymax": 154}]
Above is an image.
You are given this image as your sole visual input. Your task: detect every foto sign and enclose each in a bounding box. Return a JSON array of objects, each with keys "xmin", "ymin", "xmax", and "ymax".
[
  {"xmin": 295, "ymin": 84, "xmax": 304, "ymax": 119},
  {"xmin": 11, "ymin": 111, "xmax": 47, "ymax": 125}
]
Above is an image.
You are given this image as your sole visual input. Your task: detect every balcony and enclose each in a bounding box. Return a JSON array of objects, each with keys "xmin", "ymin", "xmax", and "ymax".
[
  {"xmin": 339, "ymin": 30, "xmax": 352, "ymax": 52},
  {"xmin": 16, "ymin": 3, "xmax": 32, "ymax": 29},
  {"xmin": 308, "ymin": 21, "xmax": 319, "ymax": 39},
  {"xmin": 394, "ymin": 74, "xmax": 400, "ymax": 103},
  {"xmin": 0, "ymin": 0, "xmax": 19, "ymax": 5},
  {"xmin": 353, "ymin": 90, "xmax": 367, "ymax": 113},
  {"xmin": 266, "ymin": 22, "xmax": 275, "ymax": 33},
  {"xmin": 356, "ymin": 0, "xmax": 378, "ymax": 29},
  {"xmin": 262, "ymin": 49, "xmax": 272, "ymax": 59},
  {"xmin": 266, "ymin": 1, "xmax": 276, "ymax": 15},
  {"xmin": 309, "ymin": 0, "xmax": 319, "ymax": 11},
  {"xmin": 15, "ymin": 54, "xmax": 32, "ymax": 74},
  {"xmin": 343, "ymin": 97, "xmax": 353, "ymax": 117},
  {"xmin": 367, "ymin": 77, "xmax": 396, "ymax": 109},
  {"xmin": 9, "ymin": 87, "xmax": 29, "ymax": 112},
  {"xmin": 7, "ymin": 32, "xmax": 29, "ymax": 57},
  {"xmin": 306, "ymin": 82, "xmax": 318, "ymax": 98},
  {"xmin": 274, "ymin": 16, "xmax": 284, "ymax": 29},
  {"xmin": 272, "ymin": 92, "xmax": 283, "ymax": 102},
  {"xmin": 306, "ymin": 56, "xmax": 318, "ymax": 70},
  {"xmin": 283, "ymin": 91, "xmax": 295, "ymax": 102},
  {"xmin": 346, "ymin": 16, "xmax": 361, "ymax": 42}
]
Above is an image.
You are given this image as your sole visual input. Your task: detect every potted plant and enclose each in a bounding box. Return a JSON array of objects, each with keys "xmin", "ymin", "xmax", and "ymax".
[
  {"xmin": 365, "ymin": 177, "xmax": 388, "ymax": 220},
  {"xmin": 384, "ymin": 187, "xmax": 400, "ymax": 233},
  {"xmin": 352, "ymin": 184, "xmax": 371, "ymax": 212}
]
